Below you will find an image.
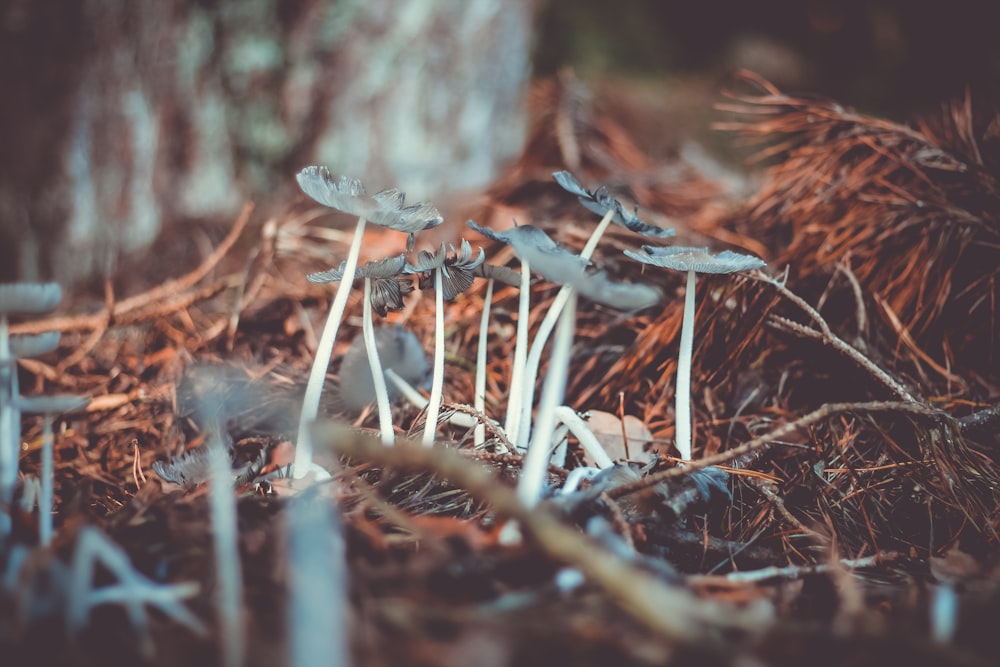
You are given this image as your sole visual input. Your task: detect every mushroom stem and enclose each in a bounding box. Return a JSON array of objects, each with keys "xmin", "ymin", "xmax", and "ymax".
[
  {"xmin": 517, "ymin": 208, "xmax": 615, "ymax": 450},
  {"xmin": 294, "ymin": 216, "xmax": 367, "ymax": 477},
  {"xmin": 362, "ymin": 278, "xmax": 395, "ymax": 447},
  {"xmin": 675, "ymin": 269, "xmax": 696, "ymax": 460},
  {"xmin": 39, "ymin": 414, "xmax": 54, "ymax": 546},
  {"xmin": 518, "ymin": 292, "xmax": 576, "ymax": 508},
  {"xmin": 474, "ymin": 278, "xmax": 494, "ymax": 447},
  {"xmin": 422, "ymin": 269, "xmax": 446, "ymax": 447},
  {"xmin": 504, "ymin": 257, "xmax": 531, "ymax": 446},
  {"xmin": 0, "ymin": 315, "xmax": 14, "ymax": 512}
]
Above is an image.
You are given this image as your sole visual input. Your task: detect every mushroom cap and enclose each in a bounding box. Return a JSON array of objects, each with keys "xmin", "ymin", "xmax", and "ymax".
[
  {"xmin": 406, "ymin": 240, "xmax": 486, "ymax": 300},
  {"xmin": 467, "ymin": 221, "xmax": 661, "ymax": 310},
  {"xmin": 576, "ymin": 271, "xmax": 663, "ymax": 311},
  {"xmin": 339, "ymin": 325, "xmax": 429, "ymax": 412},
  {"xmin": 308, "ymin": 254, "xmax": 413, "ymax": 316},
  {"xmin": 296, "ymin": 166, "xmax": 443, "ymax": 234},
  {"xmin": 625, "ymin": 246, "xmax": 766, "ymax": 274},
  {"xmin": 552, "ymin": 171, "xmax": 675, "ymax": 239},
  {"xmin": 307, "ymin": 254, "xmax": 409, "ymax": 284},
  {"xmin": 8, "ymin": 331, "xmax": 61, "ymax": 358},
  {"xmin": 0, "ymin": 283, "xmax": 62, "ymax": 315},
  {"xmin": 152, "ymin": 446, "xmax": 214, "ymax": 486},
  {"xmin": 17, "ymin": 394, "xmax": 89, "ymax": 415},
  {"xmin": 467, "ymin": 221, "xmax": 590, "ymax": 284}
]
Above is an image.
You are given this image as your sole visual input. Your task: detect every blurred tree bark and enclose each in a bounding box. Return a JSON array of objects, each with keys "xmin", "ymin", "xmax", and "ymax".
[{"xmin": 0, "ymin": 0, "xmax": 533, "ymax": 283}]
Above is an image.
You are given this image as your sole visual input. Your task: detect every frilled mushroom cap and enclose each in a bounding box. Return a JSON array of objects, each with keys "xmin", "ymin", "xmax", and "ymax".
[
  {"xmin": 406, "ymin": 240, "xmax": 486, "ymax": 300},
  {"xmin": 296, "ymin": 167, "xmax": 443, "ymax": 235},
  {"xmin": 553, "ymin": 171, "xmax": 675, "ymax": 239},
  {"xmin": 308, "ymin": 254, "xmax": 414, "ymax": 316},
  {"xmin": 625, "ymin": 246, "xmax": 766, "ymax": 274}
]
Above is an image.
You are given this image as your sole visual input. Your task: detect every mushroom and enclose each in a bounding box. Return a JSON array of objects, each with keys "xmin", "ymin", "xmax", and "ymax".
[
  {"xmin": 294, "ymin": 168, "xmax": 441, "ymax": 472},
  {"xmin": 466, "ymin": 221, "xmax": 662, "ymax": 449},
  {"xmin": 17, "ymin": 394, "xmax": 89, "ymax": 546},
  {"xmin": 624, "ymin": 246, "xmax": 765, "ymax": 460},
  {"xmin": 308, "ymin": 254, "xmax": 414, "ymax": 446},
  {"xmin": 506, "ymin": 172, "xmax": 674, "ymax": 451},
  {"xmin": 405, "ymin": 240, "xmax": 485, "ymax": 446},
  {"xmin": 0, "ymin": 282, "xmax": 63, "ymax": 515}
]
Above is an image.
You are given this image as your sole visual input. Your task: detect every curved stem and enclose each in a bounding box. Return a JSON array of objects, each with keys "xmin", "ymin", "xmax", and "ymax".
[
  {"xmin": 294, "ymin": 216, "xmax": 367, "ymax": 478},
  {"xmin": 474, "ymin": 279, "xmax": 494, "ymax": 447},
  {"xmin": 504, "ymin": 257, "xmax": 531, "ymax": 446},
  {"xmin": 39, "ymin": 416, "xmax": 54, "ymax": 546},
  {"xmin": 675, "ymin": 269, "xmax": 696, "ymax": 460},
  {"xmin": 517, "ymin": 208, "xmax": 615, "ymax": 450},
  {"xmin": 518, "ymin": 292, "xmax": 576, "ymax": 508},
  {"xmin": 422, "ymin": 269, "xmax": 445, "ymax": 447},
  {"xmin": 552, "ymin": 406, "xmax": 614, "ymax": 470},
  {"xmin": 363, "ymin": 278, "xmax": 395, "ymax": 446}
]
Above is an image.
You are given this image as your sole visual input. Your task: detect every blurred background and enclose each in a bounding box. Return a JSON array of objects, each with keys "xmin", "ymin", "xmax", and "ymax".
[{"xmin": 1, "ymin": 0, "xmax": 997, "ymax": 284}]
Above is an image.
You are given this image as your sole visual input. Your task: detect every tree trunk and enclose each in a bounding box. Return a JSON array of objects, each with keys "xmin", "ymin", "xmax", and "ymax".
[{"xmin": 0, "ymin": 0, "xmax": 533, "ymax": 283}]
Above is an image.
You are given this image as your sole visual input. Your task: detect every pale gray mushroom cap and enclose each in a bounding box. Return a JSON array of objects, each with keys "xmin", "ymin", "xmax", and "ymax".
[
  {"xmin": 0, "ymin": 283, "xmax": 62, "ymax": 315},
  {"xmin": 625, "ymin": 246, "xmax": 766, "ymax": 274},
  {"xmin": 467, "ymin": 221, "xmax": 590, "ymax": 284},
  {"xmin": 338, "ymin": 325, "xmax": 429, "ymax": 412},
  {"xmin": 296, "ymin": 166, "xmax": 443, "ymax": 235},
  {"xmin": 552, "ymin": 171, "xmax": 675, "ymax": 239},
  {"xmin": 467, "ymin": 221, "xmax": 662, "ymax": 311},
  {"xmin": 308, "ymin": 254, "xmax": 413, "ymax": 317},
  {"xmin": 9, "ymin": 332, "xmax": 61, "ymax": 358},
  {"xmin": 17, "ymin": 394, "xmax": 89, "ymax": 415}
]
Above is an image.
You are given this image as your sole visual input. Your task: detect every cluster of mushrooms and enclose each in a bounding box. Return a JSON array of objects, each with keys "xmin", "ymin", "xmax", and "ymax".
[{"xmin": 293, "ymin": 166, "xmax": 765, "ymax": 506}]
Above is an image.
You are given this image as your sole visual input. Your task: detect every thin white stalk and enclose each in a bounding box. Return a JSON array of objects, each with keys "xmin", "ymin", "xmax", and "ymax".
[
  {"xmin": 363, "ymin": 278, "xmax": 395, "ymax": 446},
  {"xmin": 518, "ymin": 292, "xmax": 576, "ymax": 508},
  {"xmin": 208, "ymin": 428, "xmax": 245, "ymax": 667},
  {"xmin": 675, "ymin": 269, "xmax": 696, "ymax": 460},
  {"xmin": 294, "ymin": 216, "xmax": 367, "ymax": 478},
  {"xmin": 474, "ymin": 279, "xmax": 494, "ymax": 447},
  {"xmin": 39, "ymin": 415, "xmax": 54, "ymax": 546},
  {"xmin": 422, "ymin": 270, "xmax": 446, "ymax": 447},
  {"xmin": 517, "ymin": 209, "xmax": 615, "ymax": 450},
  {"xmin": 504, "ymin": 258, "xmax": 531, "ymax": 446},
  {"xmin": 552, "ymin": 406, "xmax": 615, "ymax": 470}
]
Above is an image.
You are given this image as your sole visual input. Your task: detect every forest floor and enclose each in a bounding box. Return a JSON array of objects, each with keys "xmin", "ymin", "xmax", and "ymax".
[{"xmin": 3, "ymin": 72, "xmax": 1000, "ymax": 667}]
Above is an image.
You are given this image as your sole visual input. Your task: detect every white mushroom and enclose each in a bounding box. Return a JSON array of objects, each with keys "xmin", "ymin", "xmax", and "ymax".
[
  {"xmin": 293, "ymin": 168, "xmax": 441, "ymax": 474},
  {"xmin": 624, "ymin": 246, "xmax": 765, "ymax": 460}
]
